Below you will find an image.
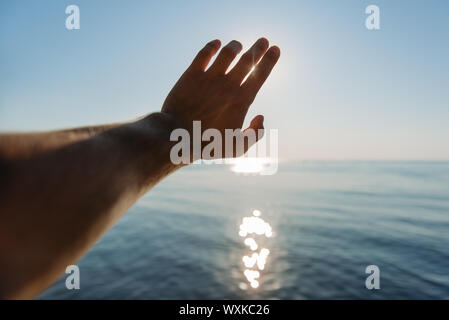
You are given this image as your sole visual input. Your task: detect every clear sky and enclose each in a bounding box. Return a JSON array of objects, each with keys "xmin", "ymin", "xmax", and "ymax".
[{"xmin": 1, "ymin": 0, "xmax": 448, "ymax": 160}]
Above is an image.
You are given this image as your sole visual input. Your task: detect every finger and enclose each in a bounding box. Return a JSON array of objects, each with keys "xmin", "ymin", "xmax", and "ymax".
[
  {"xmin": 244, "ymin": 115, "xmax": 264, "ymax": 136},
  {"xmin": 188, "ymin": 39, "xmax": 221, "ymax": 72},
  {"xmin": 227, "ymin": 38, "xmax": 269, "ymax": 84},
  {"xmin": 243, "ymin": 46, "xmax": 280, "ymax": 101},
  {"xmin": 207, "ymin": 40, "xmax": 242, "ymax": 75},
  {"xmin": 242, "ymin": 115, "xmax": 265, "ymax": 154}
]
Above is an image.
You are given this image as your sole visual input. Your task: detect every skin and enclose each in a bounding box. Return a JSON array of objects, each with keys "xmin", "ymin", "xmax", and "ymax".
[{"xmin": 0, "ymin": 38, "xmax": 280, "ymax": 299}]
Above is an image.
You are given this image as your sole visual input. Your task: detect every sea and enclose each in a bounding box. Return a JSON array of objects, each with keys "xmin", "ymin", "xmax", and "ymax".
[{"xmin": 39, "ymin": 161, "xmax": 449, "ymax": 299}]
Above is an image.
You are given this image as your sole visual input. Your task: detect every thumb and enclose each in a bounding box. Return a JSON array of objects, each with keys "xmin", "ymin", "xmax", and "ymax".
[
  {"xmin": 247, "ymin": 115, "xmax": 264, "ymax": 131},
  {"xmin": 242, "ymin": 115, "xmax": 265, "ymax": 154}
]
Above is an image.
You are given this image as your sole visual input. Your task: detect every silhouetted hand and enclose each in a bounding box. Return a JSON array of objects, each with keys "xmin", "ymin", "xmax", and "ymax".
[{"xmin": 161, "ymin": 38, "xmax": 280, "ymax": 158}]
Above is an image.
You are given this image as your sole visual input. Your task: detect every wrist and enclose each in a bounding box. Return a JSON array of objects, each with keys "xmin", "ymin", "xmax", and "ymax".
[
  {"xmin": 133, "ymin": 112, "xmax": 188, "ymax": 169},
  {"xmin": 99, "ymin": 112, "xmax": 185, "ymax": 194}
]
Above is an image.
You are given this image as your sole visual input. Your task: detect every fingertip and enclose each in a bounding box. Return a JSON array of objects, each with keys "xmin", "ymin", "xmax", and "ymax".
[
  {"xmin": 210, "ymin": 39, "xmax": 221, "ymax": 49},
  {"xmin": 258, "ymin": 37, "xmax": 269, "ymax": 48},
  {"xmin": 251, "ymin": 115, "xmax": 264, "ymax": 129},
  {"xmin": 229, "ymin": 40, "xmax": 243, "ymax": 52},
  {"xmin": 269, "ymin": 46, "xmax": 281, "ymax": 58}
]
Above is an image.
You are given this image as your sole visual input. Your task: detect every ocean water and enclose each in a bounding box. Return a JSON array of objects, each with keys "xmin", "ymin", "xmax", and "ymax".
[{"xmin": 39, "ymin": 161, "xmax": 449, "ymax": 299}]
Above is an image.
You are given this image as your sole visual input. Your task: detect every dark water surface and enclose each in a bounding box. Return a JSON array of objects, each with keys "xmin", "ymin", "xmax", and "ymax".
[{"xmin": 40, "ymin": 161, "xmax": 449, "ymax": 299}]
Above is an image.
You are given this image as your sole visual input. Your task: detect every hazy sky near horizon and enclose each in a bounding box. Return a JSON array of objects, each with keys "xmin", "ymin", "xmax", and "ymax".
[{"xmin": 1, "ymin": 0, "xmax": 448, "ymax": 160}]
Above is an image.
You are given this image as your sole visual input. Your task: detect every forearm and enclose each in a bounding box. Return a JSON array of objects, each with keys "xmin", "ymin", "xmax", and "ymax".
[
  {"xmin": 0, "ymin": 112, "xmax": 181, "ymax": 299},
  {"xmin": 0, "ymin": 122, "xmax": 124, "ymax": 159}
]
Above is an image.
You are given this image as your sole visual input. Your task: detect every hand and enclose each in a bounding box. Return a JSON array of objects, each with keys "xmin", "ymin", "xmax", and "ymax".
[{"xmin": 161, "ymin": 38, "xmax": 280, "ymax": 159}]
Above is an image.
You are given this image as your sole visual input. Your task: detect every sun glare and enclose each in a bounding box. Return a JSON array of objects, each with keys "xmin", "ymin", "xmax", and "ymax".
[{"xmin": 227, "ymin": 157, "xmax": 273, "ymax": 174}]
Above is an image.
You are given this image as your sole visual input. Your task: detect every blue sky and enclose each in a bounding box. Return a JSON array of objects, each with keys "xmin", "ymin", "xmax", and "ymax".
[{"xmin": 1, "ymin": 0, "xmax": 448, "ymax": 160}]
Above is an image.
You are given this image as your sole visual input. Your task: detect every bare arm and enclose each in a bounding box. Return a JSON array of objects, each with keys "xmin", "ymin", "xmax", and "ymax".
[
  {"xmin": 0, "ymin": 123, "xmax": 123, "ymax": 158},
  {"xmin": 0, "ymin": 38, "xmax": 280, "ymax": 299}
]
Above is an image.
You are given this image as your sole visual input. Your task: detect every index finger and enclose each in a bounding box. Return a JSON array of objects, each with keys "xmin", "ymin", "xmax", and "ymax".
[{"xmin": 188, "ymin": 39, "xmax": 221, "ymax": 72}]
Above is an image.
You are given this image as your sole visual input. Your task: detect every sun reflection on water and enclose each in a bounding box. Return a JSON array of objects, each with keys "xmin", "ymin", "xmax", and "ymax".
[
  {"xmin": 238, "ymin": 209, "xmax": 273, "ymax": 290},
  {"xmin": 228, "ymin": 157, "xmax": 273, "ymax": 174}
]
